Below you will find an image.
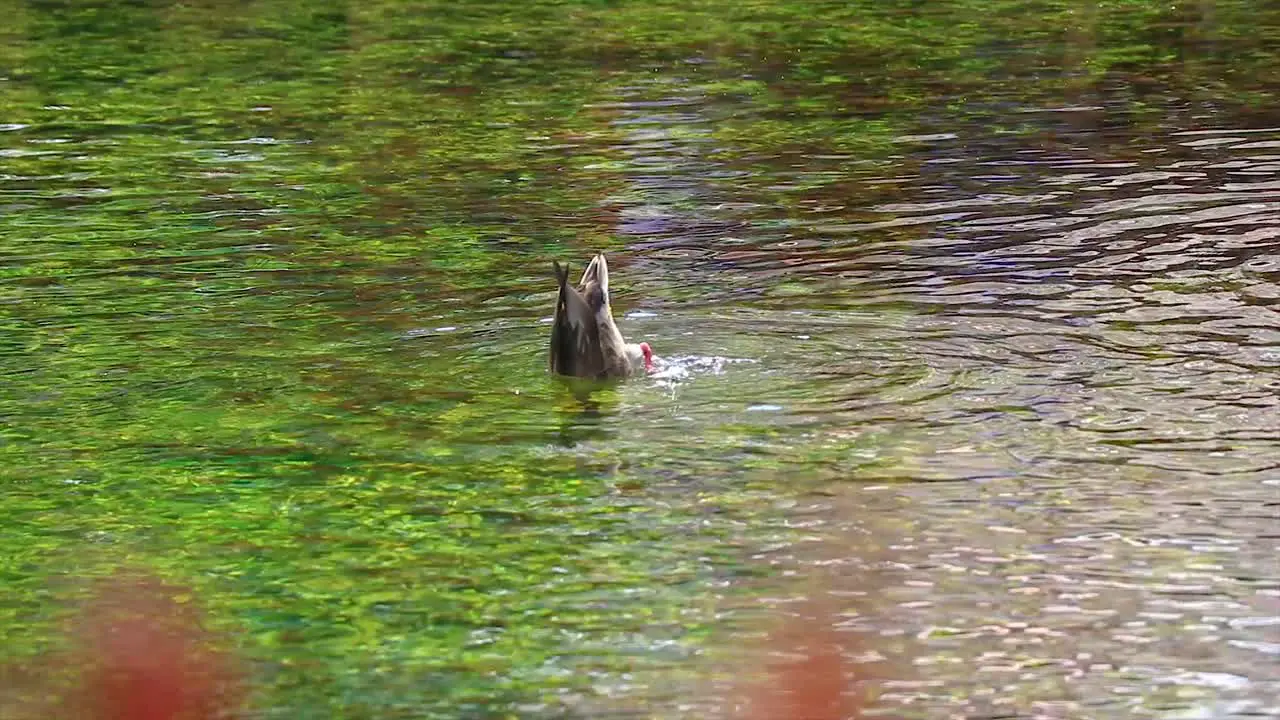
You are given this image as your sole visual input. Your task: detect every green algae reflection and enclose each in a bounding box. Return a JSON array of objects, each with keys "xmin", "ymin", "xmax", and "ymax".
[{"xmin": 1, "ymin": 0, "xmax": 1277, "ymax": 717}]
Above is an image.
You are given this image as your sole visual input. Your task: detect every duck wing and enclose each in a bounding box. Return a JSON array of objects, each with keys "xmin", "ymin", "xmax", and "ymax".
[
  {"xmin": 549, "ymin": 260, "xmax": 607, "ymax": 377},
  {"xmin": 551, "ymin": 254, "xmax": 638, "ymax": 378},
  {"xmin": 580, "ymin": 254, "xmax": 634, "ymax": 359}
]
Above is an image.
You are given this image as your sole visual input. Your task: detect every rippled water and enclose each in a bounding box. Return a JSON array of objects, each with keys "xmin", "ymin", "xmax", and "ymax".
[
  {"xmin": 1, "ymin": 2, "xmax": 1278, "ymax": 718},
  {"xmin": 541, "ymin": 84, "xmax": 1280, "ymax": 718}
]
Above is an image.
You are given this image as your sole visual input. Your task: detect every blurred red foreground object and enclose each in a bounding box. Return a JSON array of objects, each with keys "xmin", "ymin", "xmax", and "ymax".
[
  {"xmin": 0, "ymin": 574, "xmax": 244, "ymax": 720},
  {"xmin": 73, "ymin": 575, "xmax": 243, "ymax": 720},
  {"xmin": 737, "ymin": 603, "xmax": 871, "ymax": 720},
  {"xmin": 6, "ymin": 575, "xmax": 879, "ymax": 720}
]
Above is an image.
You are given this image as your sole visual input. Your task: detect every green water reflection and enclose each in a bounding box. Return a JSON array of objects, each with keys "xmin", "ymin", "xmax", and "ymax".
[{"xmin": 1, "ymin": 1, "xmax": 1277, "ymax": 716}]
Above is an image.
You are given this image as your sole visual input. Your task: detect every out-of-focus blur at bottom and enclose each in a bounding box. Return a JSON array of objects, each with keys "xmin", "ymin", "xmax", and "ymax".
[{"xmin": 1, "ymin": 575, "xmax": 873, "ymax": 720}]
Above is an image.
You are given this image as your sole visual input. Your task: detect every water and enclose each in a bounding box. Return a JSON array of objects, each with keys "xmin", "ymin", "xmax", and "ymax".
[
  {"xmin": 1, "ymin": 1, "xmax": 1278, "ymax": 718},
  {"xmin": 563, "ymin": 82, "xmax": 1280, "ymax": 719}
]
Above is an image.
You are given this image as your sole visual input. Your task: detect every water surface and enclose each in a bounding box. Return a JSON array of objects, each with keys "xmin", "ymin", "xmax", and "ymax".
[{"xmin": 1, "ymin": 1, "xmax": 1277, "ymax": 718}]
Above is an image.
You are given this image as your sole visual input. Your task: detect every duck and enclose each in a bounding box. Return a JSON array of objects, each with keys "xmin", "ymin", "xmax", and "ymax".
[{"xmin": 549, "ymin": 253, "xmax": 654, "ymax": 379}]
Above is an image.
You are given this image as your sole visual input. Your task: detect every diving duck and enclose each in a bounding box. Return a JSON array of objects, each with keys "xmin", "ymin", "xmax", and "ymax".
[{"xmin": 549, "ymin": 253, "xmax": 653, "ymax": 379}]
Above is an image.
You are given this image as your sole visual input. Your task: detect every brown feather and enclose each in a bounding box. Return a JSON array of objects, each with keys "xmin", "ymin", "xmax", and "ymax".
[
  {"xmin": 549, "ymin": 261, "xmax": 604, "ymax": 377},
  {"xmin": 549, "ymin": 255, "xmax": 640, "ymax": 379}
]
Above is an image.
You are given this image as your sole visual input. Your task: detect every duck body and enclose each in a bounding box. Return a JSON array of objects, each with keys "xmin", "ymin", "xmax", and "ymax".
[{"xmin": 549, "ymin": 254, "xmax": 653, "ymax": 379}]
